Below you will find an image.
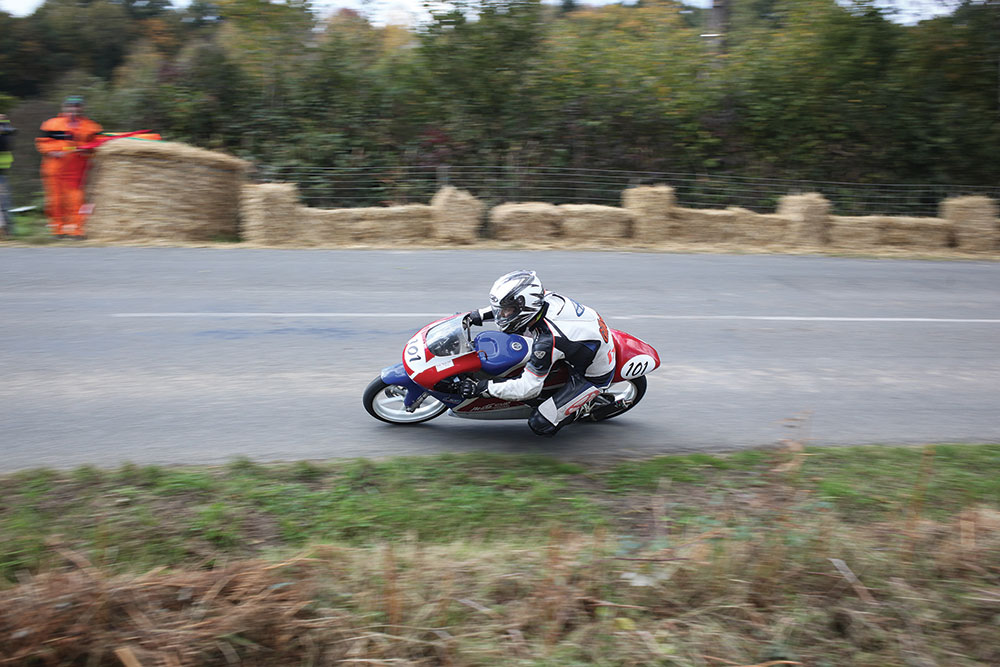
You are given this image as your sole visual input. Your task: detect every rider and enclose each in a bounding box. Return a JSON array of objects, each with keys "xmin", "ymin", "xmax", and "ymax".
[{"xmin": 459, "ymin": 270, "xmax": 616, "ymax": 436}]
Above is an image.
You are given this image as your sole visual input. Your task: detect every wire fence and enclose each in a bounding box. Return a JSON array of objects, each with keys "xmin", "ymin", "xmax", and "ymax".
[{"xmin": 255, "ymin": 165, "xmax": 1000, "ymax": 217}]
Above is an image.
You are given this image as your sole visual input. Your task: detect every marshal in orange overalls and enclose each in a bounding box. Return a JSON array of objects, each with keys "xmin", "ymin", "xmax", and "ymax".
[{"xmin": 36, "ymin": 99, "xmax": 102, "ymax": 237}]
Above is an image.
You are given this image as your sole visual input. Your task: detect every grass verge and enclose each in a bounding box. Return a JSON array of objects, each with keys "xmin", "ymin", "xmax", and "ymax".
[{"xmin": 1, "ymin": 444, "xmax": 998, "ymax": 665}]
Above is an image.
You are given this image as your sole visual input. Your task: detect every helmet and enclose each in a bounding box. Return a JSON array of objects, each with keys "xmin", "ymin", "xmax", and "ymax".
[{"xmin": 489, "ymin": 270, "xmax": 545, "ymax": 333}]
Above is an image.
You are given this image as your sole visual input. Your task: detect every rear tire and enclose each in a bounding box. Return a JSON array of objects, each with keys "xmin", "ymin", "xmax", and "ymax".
[
  {"xmin": 363, "ymin": 377, "xmax": 448, "ymax": 425},
  {"xmin": 588, "ymin": 376, "xmax": 647, "ymax": 422}
]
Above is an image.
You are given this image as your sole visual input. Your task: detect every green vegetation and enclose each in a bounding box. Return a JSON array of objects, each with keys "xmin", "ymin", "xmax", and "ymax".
[
  {"xmin": 2, "ymin": 444, "xmax": 999, "ymax": 664},
  {"xmin": 2, "ymin": 0, "xmax": 999, "ymax": 208},
  {"xmin": 3, "ymin": 203, "xmax": 55, "ymax": 243},
  {"xmin": 2, "ymin": 444, "xmax": 998, "ymax": 580},
  {"xmin": 0, "ymin": 452, "xmax": 608, "ymax": 577}
]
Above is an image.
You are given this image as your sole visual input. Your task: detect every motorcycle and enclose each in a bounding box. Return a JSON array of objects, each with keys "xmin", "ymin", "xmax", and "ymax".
[{"xmin": 363, "ymin": 313, "xmax": 660, "ymax": 428}]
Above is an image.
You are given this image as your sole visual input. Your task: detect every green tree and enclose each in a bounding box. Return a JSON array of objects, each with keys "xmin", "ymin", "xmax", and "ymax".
[{"xmin": 416, "ymin": 0, "xmax": 547, "ymax": 156}]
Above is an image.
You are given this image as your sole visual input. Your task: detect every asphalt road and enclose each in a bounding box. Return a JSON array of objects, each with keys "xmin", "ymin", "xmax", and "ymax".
[{"xmin": 2, "ymin": 247, "xmax": 999, "ymax": 471}]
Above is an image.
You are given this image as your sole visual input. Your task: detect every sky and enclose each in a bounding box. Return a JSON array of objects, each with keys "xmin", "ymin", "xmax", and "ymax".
[{"xmin": 0, "ymin": 0, "xmax": 961, "ymax": 26}]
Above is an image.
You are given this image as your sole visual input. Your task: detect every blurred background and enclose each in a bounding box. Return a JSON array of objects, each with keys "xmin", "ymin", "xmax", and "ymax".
[{"xmin": 0, "ymin": 0, "xmax": 995, "ymax": 217}]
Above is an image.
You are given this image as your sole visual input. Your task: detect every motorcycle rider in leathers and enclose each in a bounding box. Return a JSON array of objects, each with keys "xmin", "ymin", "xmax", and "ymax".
[{"xmin": 459, "ymin": 270, "xmax": 616, "ymax": 436}]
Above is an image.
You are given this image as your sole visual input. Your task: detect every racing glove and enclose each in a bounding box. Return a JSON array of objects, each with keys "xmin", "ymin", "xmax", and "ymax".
[
  {"xmin": 459, "ymin": 377, "xmax": 490, "ymax": 399},
  {"xmin": 464, "ymin": 310, "xmax": 483, "ymax": 327}
]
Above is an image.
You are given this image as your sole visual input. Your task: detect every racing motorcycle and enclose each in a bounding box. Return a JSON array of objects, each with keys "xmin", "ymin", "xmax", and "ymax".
[{"xmin": 363, "ymin": 313, "xmax": 659, "ymax": 427}]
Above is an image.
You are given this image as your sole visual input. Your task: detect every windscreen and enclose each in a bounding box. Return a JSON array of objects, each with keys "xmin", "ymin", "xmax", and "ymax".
[{"xmin": 425, "ymin": 316, "xmax": 470, "ymax": 358}]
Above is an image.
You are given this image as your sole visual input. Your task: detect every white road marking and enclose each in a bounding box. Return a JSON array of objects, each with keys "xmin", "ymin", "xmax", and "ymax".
[
  {"xmin": 611, "ymin": 315, "xmax": 1000, "ymax": 323},
  {"xmin": 112, "ymin": 312, "xmax": 448, "ymax": 318},
  {"xmin": 111, "ymin": 312, "xmax": 1000, "ymax": 323}
]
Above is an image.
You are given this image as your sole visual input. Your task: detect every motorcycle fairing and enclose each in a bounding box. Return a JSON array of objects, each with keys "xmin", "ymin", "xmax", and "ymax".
[
  {"xmin": 402, "ymin": 316, "xmax": 483, "ymax": 390},
  {"xmin": 383, "ymin": 362, "xmax": 477, "ymax": 411},
  {"xmin": 609, "ymin": 329, "xmax": 661, "ymax": 382},
  {"xmin": 380, "ymin": 363, "xmax": 433, "ymax": 410}
]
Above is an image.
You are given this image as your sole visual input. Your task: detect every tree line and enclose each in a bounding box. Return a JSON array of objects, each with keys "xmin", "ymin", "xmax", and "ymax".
[{"xmin": 2, "ymin": 0, "xmax": 998, "ymax": 191}]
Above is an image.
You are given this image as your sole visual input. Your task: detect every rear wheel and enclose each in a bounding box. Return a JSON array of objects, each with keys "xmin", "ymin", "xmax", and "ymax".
[
  {"xmin": 363, "ymin": 377, "xmax": 448, "ymax": 425},
  {"xmin": 588, "ymin": 376, "xmax": 647, "ymax": 422}
]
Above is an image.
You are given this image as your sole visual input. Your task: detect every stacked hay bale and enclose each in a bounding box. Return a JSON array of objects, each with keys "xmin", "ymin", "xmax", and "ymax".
[
  {"xmin": 877, "ymin": 216, "xmax": 951, "ymax": 248},
  {"xmin": 301, "ymin": 205, "xmax": 434, "ymax": 244},
  {"xmin": 829, "ymin": 215, "xmax": 951, "ymax": 250},
  {"xmin": 777, "ymin": 193, "xmax": 831, "ymax": 246},
  {"xmin": 669, "ymin": 207, "xmax": 741, "ymax": 243},
  {"xmin": 298, "ymin": 208, "xmax": 352, "ymax": 245},
  {"xmin": 431, "ymin": 186, "xmax": 484, "ymax": 244},
  {"xmin": 241, "ymin": 183, "xmax": 301, "ymax": 245},
  {"xmin": 828, "ymin": 216, "xmax": 881, "ymax": 249},
  {"xmin": 558, "ymin": 204, "xmax": 633, "ymax": 241},
  {"xmin": 88, "ymin": 140, "xmax": 249, "ymax": 241},
  {"xmin": 622, "ymin": 185, "xmax": 675, "ymax": 243},
  {"xmin": 941, "ymin": 196, "xmax": 999, "ymax": 252},
  {"xmin": 723, "ymin": 207, "xmax": 789, "ymax": 246},
  {"xmin": 489, "ymin": 203, "xmax": 564, "ymax": 241}
]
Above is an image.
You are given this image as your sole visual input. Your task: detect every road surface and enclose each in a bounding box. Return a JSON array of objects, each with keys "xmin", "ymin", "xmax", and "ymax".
[{"xmin": 1, "ymin": 247, "xmax": 998, "ymax": 471}]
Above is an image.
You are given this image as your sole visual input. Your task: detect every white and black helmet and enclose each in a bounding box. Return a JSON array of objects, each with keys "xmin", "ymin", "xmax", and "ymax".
[{"xmin": 489, "ymin": 270, "xmax": 545, "ymax": 333}]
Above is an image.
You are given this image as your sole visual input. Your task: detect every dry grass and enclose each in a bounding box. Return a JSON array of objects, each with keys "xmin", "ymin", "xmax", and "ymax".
[
  {"xmin": 2, "ymin": 446, "xmax": 999, "ymax": 665},
  {"xmin": 0, "ymin": 557, "xmax": 328, "ymax": 666},
  {"xmin": 3, "ymin": 506, "xmax": 998, "ymax": 665}
]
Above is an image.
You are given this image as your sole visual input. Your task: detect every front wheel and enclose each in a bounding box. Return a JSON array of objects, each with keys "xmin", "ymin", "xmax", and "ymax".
[
  {"xmin": 588, "ymin": 376, "xmax": 647, "ymax": 422},
  {"xmin": 363, "ymin": 377, "xmax": 448, "ymax": 425}
]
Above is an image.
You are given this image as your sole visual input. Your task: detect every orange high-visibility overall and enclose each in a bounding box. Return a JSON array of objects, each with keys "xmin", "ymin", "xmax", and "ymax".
[{"xmin": 36, "ymin": 115, "xmax": 102, "ymax": 236}]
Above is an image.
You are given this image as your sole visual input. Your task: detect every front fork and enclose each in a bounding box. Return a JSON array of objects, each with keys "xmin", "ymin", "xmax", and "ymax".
[{"xmin": 380, "ymin": 363, "xmax": 430, "ymax": 412}]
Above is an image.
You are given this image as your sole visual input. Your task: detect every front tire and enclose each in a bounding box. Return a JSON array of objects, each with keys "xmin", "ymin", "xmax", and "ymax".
[
  {"xmin": 363, "ymin": 377, "xmax": 448, "ymax": 425},
  {"xmin": 588, "ymin": 376, "xmax": 647, "ymax": 422}
]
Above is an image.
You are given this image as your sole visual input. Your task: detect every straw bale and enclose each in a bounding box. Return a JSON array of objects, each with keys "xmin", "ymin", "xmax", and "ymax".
[
  {"xmin": 558, "ymin": 204, "xmax": 633, "ymax": 240},
  {"xmin": 877, "ymin": 216, "xmax": 951, "ymax": 248},
  {"xmin": 349, "ymin": 205, "xmax": 434, "ymax": 243},
  {"xmin": 724, "ymin": 208, "xmax": 789, "ymax": 246},
  {"xmin": 777, "ymin": 193, "xmax": 832, "ymax": 246},
  {"xmin": 622, "ymin": 185, "xmax": 676, "ymax": 242},
  {"xmin": 670, "ymin": 207, "xmax": 740, "ymax": 243},
  {"xmin": 301, "ymin": 205, "xmax": 433, "ymax": 244},
  {"xmin": 489, "ymin": 202, "xmax": 564, "ymax": 241},
  {"xmin": 297, "ymin": 207, "xmax": 357, "ymax": 245},
  {"xmin": 829, "ymin": 216, "xmax": 881, "ymax": 249},
  {"xmin": 829, "ymin": 215, "xmax": 950, "ymax": 249},
  {"xmin": 97, "ymin": 138, "xmax": 248, "ymax": 171},
  {"xmin": 431, "ymin": 186, "xmax": 485, "ymax": 244},
  {"xmin": 87, "ymin": 140, "xmax": 249, "ymax": 242},
  {"xmin": 241, "ymin": 183, "xmax": 302, "ymax": 245},
  {"xmin": 940, "ymin": 196, "xmax": 999, "ymax": 252}
]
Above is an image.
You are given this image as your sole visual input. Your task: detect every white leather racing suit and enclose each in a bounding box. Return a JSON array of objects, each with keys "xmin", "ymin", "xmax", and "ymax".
[{"xmin": 478, "ymin": 292, "xmax": 617, "ymax": 435}]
